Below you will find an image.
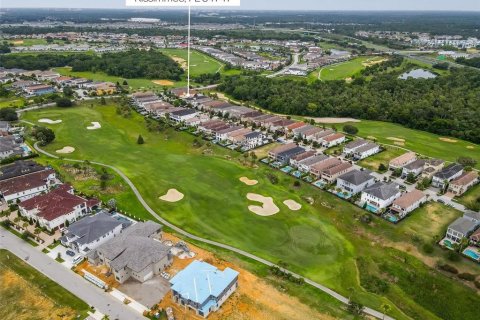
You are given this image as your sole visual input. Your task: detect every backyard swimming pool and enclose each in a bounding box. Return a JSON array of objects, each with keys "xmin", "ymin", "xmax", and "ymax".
[{"xmin": 463, "ymin": 249, "xmax": 480, "ymax": 262}]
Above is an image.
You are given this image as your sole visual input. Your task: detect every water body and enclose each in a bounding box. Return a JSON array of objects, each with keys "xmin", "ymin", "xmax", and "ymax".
[{"xmin": 399, "ymin": 69, "xmax": 437, "ymax": 80}]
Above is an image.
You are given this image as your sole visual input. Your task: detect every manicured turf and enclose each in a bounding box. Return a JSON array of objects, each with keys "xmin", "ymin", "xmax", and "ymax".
[
  {"xmin": 22, "ymin": 103, "xmax": 480, "ymax": 320},
  {"xmin": 310, "ymin": 56, "xmax": 384, "ymax": 81},
  {"xmin": 159, "ymin": 48, "xmax": 224, "ymax": 77},
  {"xmin": 0, "ymin": 249, "xmax": 90, "ymax": 319},
  {"xmin": 330, "ymin": 120, "xmax": 480, "ymax": 169}
]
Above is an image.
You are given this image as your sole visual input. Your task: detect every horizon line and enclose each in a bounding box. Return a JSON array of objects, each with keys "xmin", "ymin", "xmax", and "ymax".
[{"xmin": 1, "ymin": 8, "xmax": 480, "ymax": 12}]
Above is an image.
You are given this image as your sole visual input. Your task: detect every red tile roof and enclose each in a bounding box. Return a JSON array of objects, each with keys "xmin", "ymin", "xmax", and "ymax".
[
  {"xmin": 20, "ymin": 184, "xmax": 95, "ymax": 221},
  {"xmin": 0, "ymin": 169, "xmax": 55, "ymax": 197}
]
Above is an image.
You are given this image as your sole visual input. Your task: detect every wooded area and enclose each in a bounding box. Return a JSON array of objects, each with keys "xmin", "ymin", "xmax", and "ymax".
[
  {"xmin": 0, "ymin": 50, "xmax": 184, "ymax": 80},
  {"xmin": 220, "ymin": 69, "xmax": 480, "ymax": 143}
]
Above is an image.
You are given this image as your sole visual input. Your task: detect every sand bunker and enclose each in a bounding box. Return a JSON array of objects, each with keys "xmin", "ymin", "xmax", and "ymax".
[
  {"xmin": 283, "ymin": 200, "xmax": 302, "ymax": 211},
  {"xmin": 440, "ymin": 137, "xmax": 458, "ymax": 143},
  {"xmin": 367, "ymin": 136, "xmax": 377, "ymax": 140},
  {"xmin": 387, "ymin": 137, "xmax": 406, "ymax": 143},
  {"xmin": 38, "ymin": 118, "xmax": 62, "ymax": 124},
  {"xmin": 246, "ymin": 193, "xmax": 280, "ymax": 216},
  {"xmin": 467, "ymin": 146, "xmax": 475, "ymax": 150},
  {"xmin": 160, "ymin": 189, "xmax": 184, "ymax": 202},
  {"xmin": 12, "ymin": 40, "xmax": 24, "ymax": 45},
  {"xmin": 307, "ymin": 117, "xmax": 360, "ymax": 124},
  {"xmin": 56, "ymin": 146, "xmax": 75, "ymax": 154},
  {"xmin": 87, "ymin": 122, "xmax": 101, "ymax": 130},
  {"xmin": 152, "ymin": 80, "xmax": 174, "ymax": 86},
  {"xmin": 240, "ymin": 177, "xmax": 258, "ymax": 186}
]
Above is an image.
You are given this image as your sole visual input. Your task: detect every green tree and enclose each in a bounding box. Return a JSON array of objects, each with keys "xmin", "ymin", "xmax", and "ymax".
[
  {"xmin": 343, "ymin": 125, "xmax": 359, "ymax": 135},
  {"xmin": 137, "ymin": 135, "xmax": 145, "ymax": 145}
]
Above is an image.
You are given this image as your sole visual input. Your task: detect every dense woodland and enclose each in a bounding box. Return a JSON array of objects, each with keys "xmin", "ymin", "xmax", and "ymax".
[
  {"xmin": 2, "ymin": 10, "xmax": 479, "ymax": 37},
  {"xmin": 219, "ymin": 69, "xmax": 480, "ymax": 143},
  {"xmin": 0, "ymin": 50, "xmax": 184, "ymax": 80},
  {"xmin": 456, "ymin": 57, "xmax": 480, "ymax": 69}
]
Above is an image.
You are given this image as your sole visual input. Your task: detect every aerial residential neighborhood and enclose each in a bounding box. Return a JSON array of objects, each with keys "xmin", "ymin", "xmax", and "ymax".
[{"xmin": 0, "ymin": 2, "xmax": 480, "ymax": 320}]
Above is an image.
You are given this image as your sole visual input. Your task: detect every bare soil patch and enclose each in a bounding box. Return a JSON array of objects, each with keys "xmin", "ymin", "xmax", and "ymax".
[
  {"xmin": 152, "ymin": 80, "xmax": 175, "ymax": 86},
  {"xmin": 172, "ymin": 56, "xmax": 187, "ymax": 69},
  {"xmin": 157, "ymin": 233, "xmax": 333, "ymax": 320}
]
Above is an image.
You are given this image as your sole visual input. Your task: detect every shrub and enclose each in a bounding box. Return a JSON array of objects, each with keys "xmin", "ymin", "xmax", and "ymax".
[
  {"xmin": 137, "ymin": 135, "xmax": 144, "ymax": 145},
  {"xmin": 55, "ymin": 97, "xmax": 73, "ymax": 108},
  {"xmin": 438, "ymin": 263, "xmax": 458, "ymax": 274},
  {"xmin": 445, "ymin": 251, "xmax": 461, "ymax": 262},
  {"xmin": 474, "ymin": 281, "xmax": 480, "ymax": 289},
  {"xmin": 343, "ymin": 125, "xmax": 359, "ymax": 135},
  {"xmin": 266, "ymin": 173, "xmax": 279, "ymax": 185},
  {"xmin": 422, "ymin": 243, "xmax": 434, "ymax": 254},
  {"xmin": 458, "ymin": 273, "xmax": 476, "ymax": 282}
]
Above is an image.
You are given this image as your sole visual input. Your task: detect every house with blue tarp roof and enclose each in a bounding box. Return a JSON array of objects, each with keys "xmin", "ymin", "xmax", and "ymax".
[{"xmin": 169, "ymin": 260, "xmax": 239, "ymax": 318}]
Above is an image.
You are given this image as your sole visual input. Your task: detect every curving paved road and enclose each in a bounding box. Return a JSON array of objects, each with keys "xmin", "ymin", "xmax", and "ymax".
[{"xmin": 33, "ymin": 143, "xmax": 393, "ymax": 320}]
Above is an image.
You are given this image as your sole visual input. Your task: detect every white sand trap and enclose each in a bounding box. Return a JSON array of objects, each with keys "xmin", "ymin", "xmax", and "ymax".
[
  {"xmin": 283, "ymin": 200, "xmax": 302, "ymax": 211},
  {"xmin": 307, "ymin": 117, "xmax": 360, "ymax": 124},
  {"xmin": 87, "ymin": 122, "xmax": 102, "ymax": 130},
  {"xmin": 56, "ymin": 146, "xmax": 75, "ymax": 154},
  {"xmin": 439, "ymin": 137, "xmax": 458, "ymax": 143},
  {"xmin": 38, "ymin": 118, "xmax": 62, "ymax": 124},
  {"xmin": 240, "ymin": 177, "xmax": 258, "ymax": 186},
  {"xmin": 160, "ymin": 189, "xmax": 184, "ymax": 202},
  {"xmin": 246, "ymin": 193, "xmax": 279, "ymax": 216}
]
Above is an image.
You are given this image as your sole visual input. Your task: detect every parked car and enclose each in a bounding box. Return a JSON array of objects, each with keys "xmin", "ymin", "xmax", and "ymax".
[{"xmin": 66, "ymin": 250, "xmax": 76, "ymax": 257}]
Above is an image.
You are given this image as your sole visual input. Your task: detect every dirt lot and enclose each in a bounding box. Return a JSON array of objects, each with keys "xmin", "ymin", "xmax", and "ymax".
[
  {"xmin": 0, "ymin": 269, "xmax": 77, "ymax": 320},
  {"xmin": 157, "ymin": 233, "xmax": 334, "ymax": 320}
]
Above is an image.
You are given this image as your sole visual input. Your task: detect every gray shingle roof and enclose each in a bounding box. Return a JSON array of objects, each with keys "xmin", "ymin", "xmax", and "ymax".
[
  {"xmin": 66, "ymin": 212, "xmax": 124, "ymax": 246},
  {"xmin": 94, "ymin": 221, "xmax": 170, "ymax": 273},
  {"xmin": 338, "ymin": 170, "xmax": 374, "ymax": 186},
  {"xmin": 363, "ymin": 182, "xmax": 400, "ymax": 200},
  {"xmin": 404, "ymin": 159, "xmax": 426, "ymax": 170},
  {"xmin": 449, "ymin": 217, "xmax": 479, "ymax": 235},
  {"xmin": 434, "ymin": 163, "xmax": 463, "ymax": 180}
]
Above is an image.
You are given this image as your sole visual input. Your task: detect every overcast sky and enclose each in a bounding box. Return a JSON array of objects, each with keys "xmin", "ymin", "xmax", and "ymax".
[{"xmin": 2, "ymin": 0, "xmax": 480, "ymax": 11}]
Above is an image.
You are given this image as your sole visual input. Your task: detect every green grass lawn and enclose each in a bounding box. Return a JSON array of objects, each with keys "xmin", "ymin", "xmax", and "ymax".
[
  {"xmin": 0, "ymin": 249, "xmax": 90, "ymax": 319},
  {"xmin": 456, "ymin": 183, "xmax": 480, "ymax": 210},
  {"xmin": 358, "ymin": 147, "xmax": 405, "ymax": 172},
  {"xmin": 0, "ymin": 97, "xmax": 26, "ymax": 109},
  {"xmin": 21, "ymin": 103, "xmax": 480, "ymax": 320},
  {"xmin": 331, "ymin": 120, "xmax": 480, "ymax": 169},
  {"xmin": 6, "ymin": 38, "xmax": 65, "ymax": 46},
  {"xmin": 159, "ymin": 48, "xmax": 224, "ymax": 77},
  {"xmin": 309, "ymin": 56, "xmax": 383, "ymax": 82}
]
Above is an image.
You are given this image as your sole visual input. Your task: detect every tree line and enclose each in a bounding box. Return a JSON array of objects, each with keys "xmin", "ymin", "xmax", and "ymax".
[
  {"xmin": 219, "ymin": 68, "xmax": 480, "ymax": 144},
  {"xmin": 0, "ymin": 50, "xmax": 184, "ymax": 80}
]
